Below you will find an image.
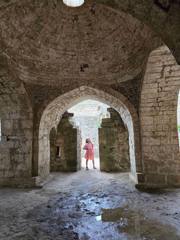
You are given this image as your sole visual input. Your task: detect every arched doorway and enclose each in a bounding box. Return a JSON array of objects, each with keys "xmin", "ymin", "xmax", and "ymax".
[
  {"xmin": 37, "ymin": 86, "xmax": 141, "ymax": 183},
  {"xmin": 49, "ymin": 99, "xmax": 130, "ymax": 172}
]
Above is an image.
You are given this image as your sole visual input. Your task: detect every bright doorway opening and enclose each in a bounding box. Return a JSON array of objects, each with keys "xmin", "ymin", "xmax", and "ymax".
[{"xmin": 68, "ymin": 99, "xmax": 110, "ymax": 170}]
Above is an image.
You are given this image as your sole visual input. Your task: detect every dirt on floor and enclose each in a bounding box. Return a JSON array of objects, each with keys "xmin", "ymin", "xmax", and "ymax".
[{"xmin": 0, "ymin": 170, "xmax": 180, "ymax": 240}]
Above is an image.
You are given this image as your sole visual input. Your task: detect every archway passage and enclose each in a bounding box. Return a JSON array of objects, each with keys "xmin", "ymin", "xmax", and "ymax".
[
  {"xmin": 48, "ymin": 98, "xmax": 132, "ymax": 174},
  {"xmin": 49, "ymin": 99, "xmax": 131, "ymax": 173},
  {"xmin": 38, "ymin": 86, "xmax": 141, "ymax": 183},
  {"xmin": 68, "ymin": 99, "xmax": 111, "ymax": 171}
]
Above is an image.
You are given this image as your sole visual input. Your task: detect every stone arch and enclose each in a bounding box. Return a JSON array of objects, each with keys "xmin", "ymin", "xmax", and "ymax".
[{"xmin": 38, "ymin": 85, "xmax": 141, "ymax": 183}]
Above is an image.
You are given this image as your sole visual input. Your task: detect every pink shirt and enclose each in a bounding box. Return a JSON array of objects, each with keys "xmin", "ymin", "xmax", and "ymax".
[{"xmin": 83, "ymin": 143, "xmax": 94, "ymax": 160}]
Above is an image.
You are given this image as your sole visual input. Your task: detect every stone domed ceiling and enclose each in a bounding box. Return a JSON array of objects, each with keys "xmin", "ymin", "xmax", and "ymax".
[{"xmin": 0, "ymin": 0, "xmax": 161, "ymax": 86}]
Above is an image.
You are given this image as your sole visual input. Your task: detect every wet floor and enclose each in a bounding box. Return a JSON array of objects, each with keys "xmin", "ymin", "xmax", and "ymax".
[
  {"xmin": 0, "ymin": 170, "xmax": 180, "ymax": 239},
  {"xmin": 95, "ymin": 207, "xmax": 179, "ymax": 240}
]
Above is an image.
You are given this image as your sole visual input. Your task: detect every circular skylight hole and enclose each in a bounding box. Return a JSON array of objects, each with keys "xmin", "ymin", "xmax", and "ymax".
[{"xmin": 63, "ymin": 0, "xmax": 84, "ymax": 7}]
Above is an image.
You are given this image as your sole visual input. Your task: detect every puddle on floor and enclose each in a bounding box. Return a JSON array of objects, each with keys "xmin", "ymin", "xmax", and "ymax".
[
  {"xmin": 95, "ymin": 215, "xmax": 102, "ymax": 221},
  {"xmin": 95, "ymin": 207, "xmax": 180, "ymax": 240}
]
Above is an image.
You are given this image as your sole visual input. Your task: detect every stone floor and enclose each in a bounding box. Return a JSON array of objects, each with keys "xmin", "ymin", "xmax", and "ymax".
[{"xmin": 0, "ymin": 170, "xmax": 180, "ymax": 240}]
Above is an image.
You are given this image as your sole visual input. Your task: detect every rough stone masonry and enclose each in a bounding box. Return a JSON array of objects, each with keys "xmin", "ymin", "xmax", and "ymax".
[{"xmin": 0, "ymin": 0, "xmax": 179, "ymax": 188}]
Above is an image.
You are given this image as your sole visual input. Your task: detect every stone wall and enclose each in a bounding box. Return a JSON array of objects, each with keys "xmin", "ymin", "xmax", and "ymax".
[
  {"xmin": 50, "ymin": 112, "xmax": 78, "ymax": 172},
  {"xmin": 0, "ymin": 61, "xmax": 33, "ymax": 187},
  {"xmin": 140, "ymin": 46, "xmax": 180, "ymax": 188},
  {"xmin": 99, "ymin": 108, "xmax": 130, "ymax": 172},
  {"xmin": 49, "ymin": 127, "xmax": 57, "ymax": 171},
  {"xmin": 76, "ymin": 127, "xmax": 82, "ymax": 171}
]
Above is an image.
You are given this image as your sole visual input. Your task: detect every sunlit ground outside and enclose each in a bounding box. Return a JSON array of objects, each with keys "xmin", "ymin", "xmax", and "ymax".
[{"xmin": 81, "ymin": 157, "xmax": 100, "ymax": 170}]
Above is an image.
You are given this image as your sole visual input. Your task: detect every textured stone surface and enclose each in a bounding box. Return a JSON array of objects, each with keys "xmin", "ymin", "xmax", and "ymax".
[
  {"xmin": 0, "ymin": 0, "xmax": 179, "ymax": 188},
  {"xmin": 0, "ymin": 0, "xmax": 160, "ymax": 86},
  {"xmin": 0, "ymin": 57, "xmax": 33, "ymax": 187},
  {"xmin": 98, "ymin": 0, "xmax": 180, "ymax": 64},
  {"xmin": 111, "ymin": 75, "xmax": 142, "ymax": 110},
  {"xmin": 99, "ymin": 108, "xmax": 130, "ymax": 172},
  {"xmin": 0, "ymin": 171, "xmax": 180, "ymax": 239},
  {"xmin": 140, "ymin": 46, "xmax": 180, "ymax": 187},
  {"xmin": 50, "ymin": 112, "xmax": 78, "ymax": 172}
]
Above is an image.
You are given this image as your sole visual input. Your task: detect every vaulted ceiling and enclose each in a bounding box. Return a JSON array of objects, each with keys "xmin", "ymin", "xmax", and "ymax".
[{"xmin": 0, "ymin": 0, "xmax": 162, "ymax": 87}]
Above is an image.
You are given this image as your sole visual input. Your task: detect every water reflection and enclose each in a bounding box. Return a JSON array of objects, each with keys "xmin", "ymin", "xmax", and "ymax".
[
  {"xmin": 95, "ymin": 207, "xmax": 180, "ymax": 240},
  {"xmin": 96, "ymin": 215, "xmax": 102, "ymax": 221}
]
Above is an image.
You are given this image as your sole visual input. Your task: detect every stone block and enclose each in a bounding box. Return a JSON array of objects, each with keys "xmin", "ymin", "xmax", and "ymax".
[
  {"xmin": 167, "ymin": 175, "xmax": 180, "ymax": 186},
  {"xmin": 146, "ymin": 174, "xmax": 166, "ymax": 185}
]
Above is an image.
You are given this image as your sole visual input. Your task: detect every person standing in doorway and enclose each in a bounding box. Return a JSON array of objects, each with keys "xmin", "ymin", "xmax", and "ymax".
[{"xmin": 83, "ymin": 138, "xmax": 96, "ymax": 170}]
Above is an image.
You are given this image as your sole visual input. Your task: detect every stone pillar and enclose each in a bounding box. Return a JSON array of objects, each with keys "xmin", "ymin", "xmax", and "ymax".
[
  {"xmin": 99, "ymin": 108, "xmax": 130, "ymax": 172},
  {"xmin": 76, "ymin": 127, "xmax": 82, "ymax": 171},
  {"xmin": 50, "ymin": 112, "xmax": 78, "ymax": 172},
  {"xmin": 140, "ymin": 46, "xmax": 180, "ymax": 188},
  {"xmin": 49, "ymin": 127, "xmax": 57, "ymax": 170}
]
